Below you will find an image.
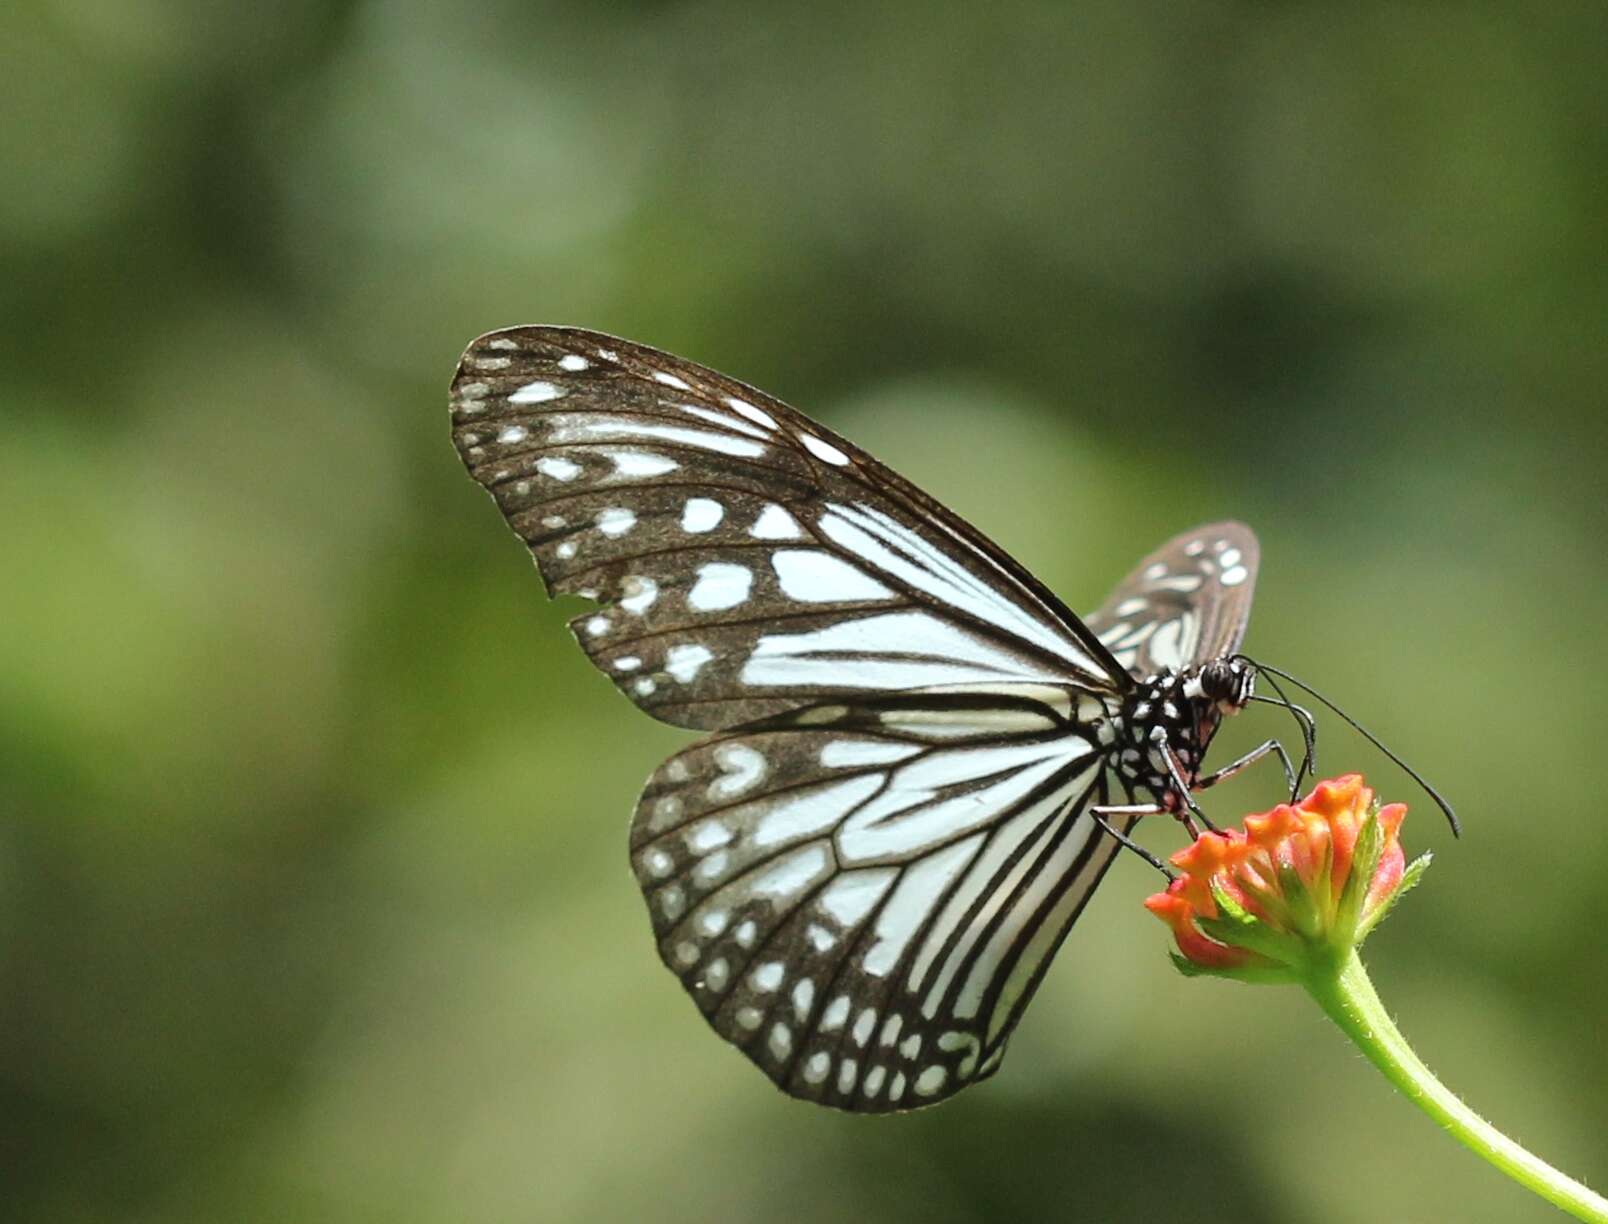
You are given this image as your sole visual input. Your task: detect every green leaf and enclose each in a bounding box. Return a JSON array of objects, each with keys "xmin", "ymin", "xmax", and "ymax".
[
  {"xmin": 1166, "ymin": 950, "xmax": 1295, "ymax": 985},
  {"xmin": 1355, "ymin": 851, "xmax": 1433, "ymax": 945},
  {"xmin": 1334, "ymin": 811, "xmax": 1384, "ymax": 944}
]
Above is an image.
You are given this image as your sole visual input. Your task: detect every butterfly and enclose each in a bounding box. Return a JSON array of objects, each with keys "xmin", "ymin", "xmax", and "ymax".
[{"xmin": 449, "ymin": 326, "xmax": 1281, "ymax": 1112}]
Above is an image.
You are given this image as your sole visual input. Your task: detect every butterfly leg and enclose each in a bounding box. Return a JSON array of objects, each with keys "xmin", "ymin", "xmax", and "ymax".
[
  {"xmin": 1147, "ymin": 729, "xmax": 1219, "ymax": 835},
  {"xmin": 1087, "ymin": 807, "xmax": 1174, "ymax": 878},
  {"xmin": 1195, "ymin": 738, "xmax": 1299, "ymax": 800}
]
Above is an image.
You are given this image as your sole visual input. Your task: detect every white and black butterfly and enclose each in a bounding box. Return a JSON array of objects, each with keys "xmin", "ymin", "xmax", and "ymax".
[{"xmin": 450, "ymin": 326, "xmax": 1283, "ymax": 1112}]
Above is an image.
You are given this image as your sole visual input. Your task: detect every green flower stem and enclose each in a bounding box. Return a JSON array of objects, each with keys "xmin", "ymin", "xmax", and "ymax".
[{"xmin": 1304, "ymin": 949, "xmax": 1608, "ymax": 1223}]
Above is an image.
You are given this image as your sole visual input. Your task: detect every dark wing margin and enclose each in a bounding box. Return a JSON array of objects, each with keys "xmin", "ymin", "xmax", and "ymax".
[
  {"xmin": 1082, "ymin": 521, "xmax": 1259, "ymax": 677},
  {"xmin": 450, "ymin": 326, "xmax": 1128, "ymax": 731}
]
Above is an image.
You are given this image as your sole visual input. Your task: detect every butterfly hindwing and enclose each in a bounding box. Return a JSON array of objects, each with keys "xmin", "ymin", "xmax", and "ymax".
[
  {"xmin": 450, "ymin": 326, "xmax": 1127, "ymax": 730},
  {"xmin": 629, "ymin": 691, "xmax": 1115, "ymax": 1111}
]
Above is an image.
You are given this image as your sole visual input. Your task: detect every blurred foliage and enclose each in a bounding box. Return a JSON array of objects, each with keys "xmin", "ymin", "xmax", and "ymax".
[{"xmin": 3, "ymin": 2, "xmax": 1606, "ymax": 1221}]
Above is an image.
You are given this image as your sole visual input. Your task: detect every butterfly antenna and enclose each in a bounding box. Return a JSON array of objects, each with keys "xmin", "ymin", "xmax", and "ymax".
[
  {"xmin": 1248, "ymin": 667, "xmax": 1318, "ymax": 793},
  {"xmin": 1235, "ymin": 656, "xmax": 1460, "ymax": 838}
]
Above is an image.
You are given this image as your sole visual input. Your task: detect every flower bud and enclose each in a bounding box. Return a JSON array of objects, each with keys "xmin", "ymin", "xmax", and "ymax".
[{"xmin": 1144, "ymin": 775, "xmax": 1430, "ymax": 980}]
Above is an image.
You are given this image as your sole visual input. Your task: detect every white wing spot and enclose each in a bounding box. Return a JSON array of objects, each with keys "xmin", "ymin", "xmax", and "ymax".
[
  {"xmin": 1116, "ymin": 597, "xmax": 1147, "ymax": 616},
  {"xmin": 803, "ymin": 1051, "xmax": 831, "ymax": 1084},
  {"xmin": 687, "ymin": 820, "xmax": 733, "ymax": 853},
  {"xmin": 497, "ymin": 425, "xmax": 528, "ymax": 444},
  {"xmin": 632, "ymin": 677, "xmax": 657, "ymax": 696},
  {"xmin": 734, "ymin": 920, "xmax": 758, "ymax": 949},
  {"xmin": 674, "ymin": 941, "xmax": 699, "ymax": 966},
  {"xmin": 1154, "ymin": 574, "xmax": 1202, "ymax": 593},
  {"xmin": 879, "ymin": 1014, "xmax": 903, "ymax": 1047},
  {"xmin": 772, "ymin": 550, "xmax": 895, "ymax": 602},
  {"xmin": 688, "ymin": 562, "xmax": 752, "ymax": 611},
  {"xmin": 791, "ymin": 978, "xmax": 815, "ymax": 1022},
  {"xmin": 1219, "ymin": 547, "xmax": 1241, "ymax": 568},
  {"xmin": 736, "ymin": 1006, "xmax": 762, "ymax": 1031},
  {"xmin": 914, "ymin": 1065, "xmax": 948, "ymax": 1097},
  {"xmin": 1185, "ymin": 538, "xmax": 1206, "ymax": 556},
  {"xmin": 469, "ymin": 354, "xmax": 511, "ymax": 370},
  {"xmin": 769, "ymin": 1023, "xmax": 792, "ymax": 1060},
  {"xmin": 697, "ymin": 908, "xmax": 728, "ymax": 937},
  {"xmin": 750, "ymin": 503, "xmax": 801, "ymax": 539},
  {"xmin": 597, "ymin": 507, "xmax": 636, "ymax": 537},
  {"xmin": 653, "ymin": 371, "xmax": 692, "ymax": 391},
  {"xmin": 541, "ymin": 514, "xmax": 565, "ymax": 529},
  {"xmin": 837, "ymin": 1059, "xmax": 858, "ymax": 1094},
  {"xmin": 694, "ymin": 850, "xmax": 730, "ymax": 883},
  {"xmin": 559, "ymin": 418, "xmax": 765, "ymax": 458},
  {"xmin": 726, "ymin": 397, "xmax": 778, "ymax": 429},
  {"xmin": 681, "ymin": 497, "xmax": 724, "ymax": 533},
  {"xmin": 665, "ymin": 643, "xmax": 717, "ymax": 681},
  {"xmin": 807, "ymin": 924, "xmax": 836, "ymax": 952},
  {"xmin": 705, "ymin": 957, "xmax": 729, "ymax": 991},
  {"xmin": 537, "ymin": 456, "xmax": 581, "ymax": 481},
  {"xmin": 558, "ymin": 354, "xmax": 590, "ymax": 371},
  {"xmin": 890, "ymin": 1072, "xmax": 907, "ymax": 1103},
  {"xmin": 677, "ymin": 402, "xmax": 769, "ymax": 439},
  {"xmin": 863, "ymin": 1065, "xmax": 886, "ymax": 1098},
  {"xmin": 800, "ymin": 434, "xmax": 850, "ymax": 465},
  {"xmin": 611, "ymin": 451, "xmax": 679, "ymax": 477},
  {"xmin": 797, "ymin": 705, "xmax": 848, "ymax": 725},
  {"xmin": 486, "ymin": 338, "xmax": 518, "ymax": 350},
  {"xmin": 510, "ymin": 380, "xmax": 566, "ymax": 404},
  {"xmin": 709, "ymin": 743, "xmax": 767, "ymax": 799},
  {"xmin": 658, "ymin": 885, "xmax": 684, "ymax": 919},
  {"xmin": 585, "ymin": 616, "xmax": 609, "ymax": 637},
  {"xmin": 1144, "ymin": 562, "xmax": 1167, "ymax": 579},
  {"xmin": 643, "ymin": 848, "xmax": 673, "ymax": 878},
  {"xmin": 751, "ymin": 962, "xmax": 785, "ymax": 992},
  {"xmin": 620, "ymin": 575, "xmax": 659, "ymax": 614},
  {"xmin": 614, "ymin": 655, "xmax": 642, "ymax": 672},
  {"xmin": 1221, "ymin": 564, "xmax": 1248, "ymax": 586},
  {"xmin": 821, "ymin": 995, "xmax": 851, "ymax": 1032},
  {"xmin": 900, "ymin": 1033, "xmax": 921, "ymax": 1059},
  {"xmin": 852, "ymin": 1008, "xmax": 877, "ymax": 1048},
  {"xmin": 596, "ymin": 348, "xmax": 620, "ymax": 363},
  {"xmin": 665, "ymin": 643, "xmax": 713, "ymax": 682}
]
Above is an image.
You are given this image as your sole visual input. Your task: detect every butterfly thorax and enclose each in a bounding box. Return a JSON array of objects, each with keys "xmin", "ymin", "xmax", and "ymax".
[{"xmin": 1109, "ymin": 659, "xmax": 1254, "ymax": 811}]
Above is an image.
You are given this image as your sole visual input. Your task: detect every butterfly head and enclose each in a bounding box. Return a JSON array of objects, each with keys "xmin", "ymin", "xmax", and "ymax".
[{"xmin": 1186, "ymin": 658, "xmax": 1255, "ymax": 714}]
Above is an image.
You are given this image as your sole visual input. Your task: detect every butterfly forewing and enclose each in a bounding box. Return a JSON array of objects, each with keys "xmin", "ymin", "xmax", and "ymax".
[
  {"xmin": 630, "ymin": 690, "xmax": 1111, "ymax": 1111},
  {"xmin": 450, "ymin": 327, "xmax": 1127, "ymax": 730},
  {"xmin": 1082, "ymin": 521, "xmax": 1259, "ymax": 678}
]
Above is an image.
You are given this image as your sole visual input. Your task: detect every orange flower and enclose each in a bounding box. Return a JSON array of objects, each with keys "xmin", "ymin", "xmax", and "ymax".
[{"xmin": 1145, "ymin": 775, "xmax": 1428, "ymax": 980}]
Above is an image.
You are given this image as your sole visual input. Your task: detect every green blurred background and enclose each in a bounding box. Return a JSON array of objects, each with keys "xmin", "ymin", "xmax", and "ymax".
[{"xmin": 4, "ymin": 2, "xmax": 1605, "ymax": 1221}]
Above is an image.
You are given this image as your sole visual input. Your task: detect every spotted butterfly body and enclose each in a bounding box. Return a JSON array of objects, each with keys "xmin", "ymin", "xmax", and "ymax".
[{"xmin": 451, "ymin": 326, "xmax": 1260, "ymax": 1112}]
